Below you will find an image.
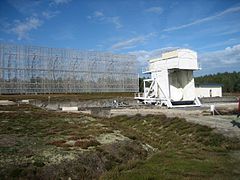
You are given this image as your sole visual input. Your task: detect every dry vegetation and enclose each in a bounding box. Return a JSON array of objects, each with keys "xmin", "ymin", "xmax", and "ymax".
[
  {"xmin": 223, "ymin": 92, "xmax": 240, "ymax": 97},
  {"xmin": 0, "ymin": 103, "xmax": 240, "ymax": 179},
  {"xmin": 0, "ymin": 92, "xmax": 134, "ymax": 102}
]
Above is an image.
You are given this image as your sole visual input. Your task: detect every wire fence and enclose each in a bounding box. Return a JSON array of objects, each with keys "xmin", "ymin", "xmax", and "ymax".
[{"xmin": 0, "ymin": 43, "xmax": 139, "ymax": 94}]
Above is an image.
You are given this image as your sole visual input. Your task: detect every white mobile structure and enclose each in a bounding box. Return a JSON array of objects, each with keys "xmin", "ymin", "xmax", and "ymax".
[{"xmin": 135, "ymin": 49, "xmax": 202, "ymax": 108}]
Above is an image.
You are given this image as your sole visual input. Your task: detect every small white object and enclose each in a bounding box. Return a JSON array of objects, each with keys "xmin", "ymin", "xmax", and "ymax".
[
  {"xmin": 210, "ymin": 105, "xmax": 215, "ymax": 112},
  {"xmin": 21, "ymin": 99, "xmax": 30, "ymax": 103},
  {"xmin": 62, "ymin": 107, "xmax": 78, "ymax": 111},
  {"xmin": 210, "ymin": 105, "xmax": 215, "ymax": 116}
]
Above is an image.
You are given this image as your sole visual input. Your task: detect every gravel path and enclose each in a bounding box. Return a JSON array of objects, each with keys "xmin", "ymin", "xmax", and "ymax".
[
  {"xmin": 110, "ymin": 104, "xmax": 240, "ymax": 139},
  {"xmin": 184, "ymin": 115, "xmax": 240, "ymax": 139}
]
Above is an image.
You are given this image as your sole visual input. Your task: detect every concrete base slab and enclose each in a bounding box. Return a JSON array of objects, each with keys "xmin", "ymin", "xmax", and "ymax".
[{"xmin": 0, "ymin": 100, "xmax": 16, "ymax": 105}]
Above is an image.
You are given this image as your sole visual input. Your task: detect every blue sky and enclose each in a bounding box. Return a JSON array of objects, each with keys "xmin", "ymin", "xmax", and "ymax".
[{"xmin": 0, "ymin": 0, "xmax": 240, "ymax": 76}]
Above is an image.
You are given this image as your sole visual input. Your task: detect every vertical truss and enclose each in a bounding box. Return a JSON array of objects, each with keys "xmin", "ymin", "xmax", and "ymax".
[{"xmin": 0, "ymin": 43, "xmax": 139, "ymax": 94}]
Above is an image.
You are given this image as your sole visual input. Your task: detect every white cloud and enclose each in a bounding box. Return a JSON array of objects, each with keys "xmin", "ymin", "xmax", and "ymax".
[
  {"xmin": 42, "ymin": 10, "xmax": 60, "ymax": 19},
  {"xmin": 216, "ymin": 28, "xmax": 240, "ymax": 36},
  {"xmin": 164, "ymin": 6, "xmax": 240, "ymax": 32},
  {"xmin": 195, "ymin": 22, "xmax": 240, "ymax": 38},
  {"xmin": 111, "ymin": 36, "xmax": 146, "ymax": 50},
  {"xmin": 10, "ymin": 17, "xmax": 43, "ymax": 40},
  {"xmin": 200, "ymin": 44, "xmax": 240, "ymax": 67},
  {"xmin": 88, "ymin": 11, "xmax": 122, "ymax": 29},
  {"xmin": 195, "ymin": 44, "xmax": 240, "ymax": 75},
  {"xmin": 108, "ymin": 16, "xmax": 122, "ymax": 29},
  {"xmin": 129, "ymin": 47, "xmax": 178, "ymax": 62},
  {"xmin": 198, "ymin": 38, "xmax": 239, "ymax": 51},
  {"xmin": 159, "ymin": 34, "xmax": 168, "ymax": 40},
  {"xmin": 111, "ymin": 33, "xmax": 156, "ymax": 50},
  {"xmin": 7, "ymin": 0, "xmax": 41, "ymax": 14},
  {"xmin": 145, "ymin": 7, "xmax": 163, "ymax": 14},
  {"xmin": 129, "ymin": 47, "xmax": 178, "ymax": 74},
  {"xmin": 1, "ymin": 6, "xmax": 60, "ymax": 40},
  {"xmin": 94, "ymin": 11, "xmax": 104, "ymax": 17},
  {"xmin": 51, "ymin": 0, "xmax": 72, "ymax": 5},
  {"xmin": 1, "ymin": 0, "xmax": 62, "ymax": 41}
]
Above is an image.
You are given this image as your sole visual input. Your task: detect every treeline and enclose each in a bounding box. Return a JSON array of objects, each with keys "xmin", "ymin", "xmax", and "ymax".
[{"xmin": 195, "ymin": 71, "xmax": 240, "ymax": 93}]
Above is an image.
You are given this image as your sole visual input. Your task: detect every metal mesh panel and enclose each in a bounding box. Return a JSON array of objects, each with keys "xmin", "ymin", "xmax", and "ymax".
[{"xmin": 0, "ymin": 43, "xmax": 139, "ymax": 94}]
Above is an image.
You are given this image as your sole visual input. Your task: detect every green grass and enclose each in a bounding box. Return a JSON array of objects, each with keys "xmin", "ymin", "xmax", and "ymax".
[
  {"xmin": 102, "ymin": 150, "xmax": 240, "ymax": 179},
  {"xmin": 101, "ymin": 114, "xmax": 240, "ymax": 179}
]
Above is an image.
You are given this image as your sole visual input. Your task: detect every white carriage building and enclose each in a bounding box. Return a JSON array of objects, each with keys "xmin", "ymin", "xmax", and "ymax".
[{"xmin": 135, "ymin": 49, "xmax": 202, "ymax": 108}]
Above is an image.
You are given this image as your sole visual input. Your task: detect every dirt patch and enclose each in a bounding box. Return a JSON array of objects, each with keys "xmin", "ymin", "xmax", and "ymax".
[
  {"xmin": 74, "ymin": 139, "xmax": 100, "ymax": 149},
  {"xmin": 0, "ymin": 135, "xmax": 17, "ymax": 147},
  {"xmin": 90, "ymin": 107, "xmax": 111, "ymax": 118},
  {"xmin": 47, "ymin": 140, "xmax": 68, "ymax": 147},
  {"xmin": 40, "ymin": 150, "xmax": 78, "ymax": 165},
  {"xmin": 96, "ymin": 130, "xmax": 129, "ymax": 144}
]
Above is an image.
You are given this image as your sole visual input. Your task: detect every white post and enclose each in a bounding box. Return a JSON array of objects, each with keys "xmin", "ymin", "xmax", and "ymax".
[
  {"xmin": 210, "ymin": 105, "xmax": 215, "ymax": 116},
  {"xmin": 143, "ymin": 80, "xmax": 146, "ymax": 98}
]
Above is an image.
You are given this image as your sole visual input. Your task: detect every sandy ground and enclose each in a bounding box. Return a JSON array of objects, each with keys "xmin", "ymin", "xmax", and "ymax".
[
  {"xmin": 0, "ymin": 100, "xmax": 16, "ymax": 105},
  {"xmin": 185, "ymin": 115, "xmax": 240, "ymax": 139}
]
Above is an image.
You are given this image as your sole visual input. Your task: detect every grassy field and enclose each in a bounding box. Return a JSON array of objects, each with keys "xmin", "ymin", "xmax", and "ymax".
[
  {"xmin": 0, "ymin": 104, "xmax": 240, "ymax": 179},
  {"xmin": 0, "ymin": 92, "xmax": 134, "ymax": 102},
  {"xmin": 102, "ymin": 115, "xmax": 240, "ymax": 179}
]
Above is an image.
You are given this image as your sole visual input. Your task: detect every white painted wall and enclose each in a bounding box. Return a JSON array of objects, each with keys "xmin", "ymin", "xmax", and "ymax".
[
  {"xmin": 169, "ymin": 70, "xmax": 196, "ymax": 101},
  {"xmin": 195, "ymin": 86, "xmax": 222, "ymax": 98},
  {"xmin": 149, "ymin": 49, "xmax": 199, "ymax": 71},
  {"xmin": 155, "ymin": 70, "xmax": 170, "ymax": 99},
  {"xmin": 147, "ymin": 49, "xmax": 199, "ymax": 102}
]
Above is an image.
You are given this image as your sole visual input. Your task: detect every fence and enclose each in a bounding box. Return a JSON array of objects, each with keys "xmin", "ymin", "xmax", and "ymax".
[{"xmin": 0, "ymin": 43, "xmax": 139, "ymax": 94}]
